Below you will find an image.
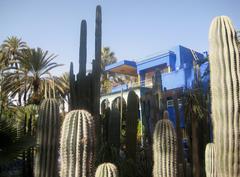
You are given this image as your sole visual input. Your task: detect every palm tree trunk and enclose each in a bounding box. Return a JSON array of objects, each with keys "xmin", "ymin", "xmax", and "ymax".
[{"xmin": 191, "ymin": 118, "xmax": 200, "ymax": 177}]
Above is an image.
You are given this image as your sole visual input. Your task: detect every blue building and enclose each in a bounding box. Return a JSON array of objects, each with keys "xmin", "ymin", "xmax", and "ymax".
[{"xmin": 100, "ymin": 45, "xmax": 208, "ymax": 144}]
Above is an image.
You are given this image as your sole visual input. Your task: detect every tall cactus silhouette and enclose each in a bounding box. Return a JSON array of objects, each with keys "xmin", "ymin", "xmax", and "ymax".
[
  {"xmin": 205, "ymin": 143, "xmax": 217, "ymax": 177},
  {"xmin": 34, "ymin": 99, "xmax": 60, "ymax": 177},
  {"xmin": 60, "ymin": 110, "xmax": 95, "ymax": 177},
  {"xmin": 108, "ymin": 108, "xmax": 120, "ymax": 150},
  {"xmin": 209, "ymin": 16, "xmax": 240, "ymax": 177},
  {"xmin": 95, "ymin": 163, "xmax": 119, "ymax": 177},
  {"xmin": 69, "ymin": 5, "xmax": 101, "ymax": 115},
  {"xmin": 153, "ymin": 111, "xmax": 177, "ymax": 177},
  {"xmin": 126, "ymin": 90, "xmax": 139, "ymax": 161}
]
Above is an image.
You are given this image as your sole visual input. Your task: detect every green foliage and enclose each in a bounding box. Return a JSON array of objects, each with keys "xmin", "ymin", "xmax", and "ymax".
[{"xmin": 0, "ymin": 118, "xmax": 35, "ymax": 165}]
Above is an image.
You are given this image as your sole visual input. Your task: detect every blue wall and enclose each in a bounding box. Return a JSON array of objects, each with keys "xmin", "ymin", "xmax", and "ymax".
[
  {"xmin": 137, "ymin": 45, "xmax": 205, "ymax": 91},
  {"xmin": 137, "ymin": 51, "xmax": 176, "ymax": 73}
]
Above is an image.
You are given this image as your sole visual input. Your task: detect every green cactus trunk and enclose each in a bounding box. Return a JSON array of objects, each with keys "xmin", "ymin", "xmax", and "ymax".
[
  {"xmin": 205, "ymin": 143, "xmax": 217, "ymax": 177},
  {"xmin": 108, "ymin": 108, "xmax": 120, "ymax": 150},
  {"xmin": 153, "ymin": 111, "xmax": 177, "ymax": 177},
  {"xmin": 209, "ymin": 16, "xmax": 240, "ymax": 177},
  {"xmin": 60, "ymin": 110, "xmax": 95, "ymax": 177},
  {"xmin": 34, "ymin": 99, "xmax": 60, "ymax": 177},
  {"xmin": 126, "ymin": 90, "xmax": 139, "ymax": 161},
  {"xmin": 95, "ymin": 163, "xmax": 119, "ymax": 177}
]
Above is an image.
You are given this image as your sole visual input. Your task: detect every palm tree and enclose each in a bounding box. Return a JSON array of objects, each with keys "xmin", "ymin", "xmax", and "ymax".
[
  {"xmin": 1, "ymin": 36, "xmax": 27, "ymax": 67},
  {"xmin": 54, "ymin": 72, "xmax": 70, "ymax": 114},
  {"xmin": 101, "ymin": 47, "xmax": 117, "ymax": 94},
  {"xmin": 4, "ymin": 48, "xmax": 62, "ymax": 105},
  {"xmin": 1, "ymin": 37, "xmax": 28, "ymax": 106},
  {"xmin": 183, "ymin": 87, "xmax": 209, "ymax": 177},
  {"xmin": 4, "ymin": 48, "xmax": 61, "ymax": 105}
]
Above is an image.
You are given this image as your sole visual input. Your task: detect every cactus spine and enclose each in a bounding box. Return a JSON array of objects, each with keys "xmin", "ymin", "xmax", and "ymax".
[
  {"xmin": 60, "ymin": 110, "xmax": 95, "ymax": 177},
  {"xmin": 209, "ymin": 16, "xmax": 240, "ymax": 177},
  {"xmin": 126, "ymin": 90, "xmax": 139, "ymax": 161},
  {"xmin": 95, "ymin": 163, "xmax": 119, "ymax": 177},
  {"xmin": 153, "ymin": 111, "xmax": 177, "ymax": 177},
  {"xmin": 34, "ymin": 99, "xmax": 60, "ymax": 177},
  {"xmin": 205, "ymin": 143, "xmax": 217, "ymax": 177}
]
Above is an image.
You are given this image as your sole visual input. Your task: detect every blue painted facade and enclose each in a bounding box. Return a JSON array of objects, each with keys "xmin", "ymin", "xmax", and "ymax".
[{"xmin": 103, "ymin": 45, "xmax": 208, "ymax": 129}]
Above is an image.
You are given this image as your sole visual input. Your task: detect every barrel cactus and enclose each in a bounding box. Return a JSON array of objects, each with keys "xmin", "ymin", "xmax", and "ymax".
[
  {"xmin": 60, "ymin": 109, "xmax": 95, "ymax": 177},
  {"xmin": 34, "ymin": 99, "xmax": 60, "ymax": 177},
  {"xmin": 205, "ymin": 143, "xmax": 217, "ymax": 177},
  {"xmin": 126, "ymin": 90, "xmax": 139, "ymax": 161},
  {"xmin": 95, "ymin": 163, "xmax": 119, "ymax": 177},
  {"xmin": 209, "ymin": 16, "xmax": 240, "ymax": 177},
  {"xmin": 153, "ymin": 110, "xmax": 177, "ymax": 177}
]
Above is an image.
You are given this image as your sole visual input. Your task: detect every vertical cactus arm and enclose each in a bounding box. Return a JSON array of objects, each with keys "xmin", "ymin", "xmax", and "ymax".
[
  {"xmin": 108, "ymin": 108, "xmax": 120, "ymax": 150},
  {"xmin": 93, "ymin": 5, "xmax": 102, "ymax": 115},
  {"xmin": 60, "ymin": 110, "xmax": 95, "ymax": 177},
  {"xmin": 153, "ymin": 118, "xmax": 177, "ymax": 177},
  {"xmin": 209, "ymin": 16, "xmax": 240, "ymax": 177},
  {"xmin": 69, "ymin": 62, "xmax": 76, "ymax": 110},
  {"xmin": 60, "ymin": 111, "xmax": 72, "ymax": 177},
  {"xmin": 126, "ymin": 90, "xmax": 139, "ymax": 161},
  {"xmin": 34, "ymin": 99, "xmax": 60, "ymax": 177},
  {"xmin": 79, "ymin": 20, "xmax": 87, "ymax": 78},
  {"xmin": 205, "ymin": 143, "xmax": 217, "ymax": 177}
]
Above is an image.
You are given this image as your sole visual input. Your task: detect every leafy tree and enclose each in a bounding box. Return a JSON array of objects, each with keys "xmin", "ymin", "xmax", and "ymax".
[
  {"xmin": 54, "ymin": 72, "xmax": 70, "ymax": 114},
  {"xmin": 101, "ymin": 47, "xmax": 133, "ymax": 94},
  {"xmin": 101, "ymin": 47, "xmax": 117, "ymax": 94},
  {"xmin": 1, "ymin": 36, "xmax": 27, "ymax": 67},
  {"xmin": 3, "ymin": 48, "xmax": 61, "ymax": 105}
]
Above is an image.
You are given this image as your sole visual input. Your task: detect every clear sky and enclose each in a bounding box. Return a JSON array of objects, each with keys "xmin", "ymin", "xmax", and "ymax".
[{"xmin": 1, "ymin": 0, "xmax": 240, "ymax": 75}]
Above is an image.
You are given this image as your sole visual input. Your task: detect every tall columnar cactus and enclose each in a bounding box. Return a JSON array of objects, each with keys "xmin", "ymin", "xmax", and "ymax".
[
  {"xmin": 108, "ymin": 108, "xmax": 120, "ymax": 150},
  {"xmin": 205, "ymin": 143, "xmax": 217, "ymax": 177},
  {"xmin": 95, "ymin": 163, "xmax": 119, "ymax": 177},
  {"xmin": 153, "ymin": 110, "xmax": 177, "ymax": 177},
  {"xmin": 60, "ymin": 110, "xmax": 95, "ymax": 177},
  {"xmin": 34, "ymin": 99, "xmax": 60, "ymax": 177},
  {"xmin": 69, "ymin": 5, "xmax": 102, "ymax": 115},
  {"xmin": 126, "ymin": 90, "xmax": 139, "ymax": 161},
  {"xmin": 209, "ymin": 16, "xmax": 240, "ymax": 177}
]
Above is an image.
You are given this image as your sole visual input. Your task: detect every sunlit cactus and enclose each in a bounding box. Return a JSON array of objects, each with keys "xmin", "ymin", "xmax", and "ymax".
[
  {"xmin": 34, "ymin": 99, "xmax": 60, "ymax": 177},
  {"xmin": 60, "ymin": 110, "xmax": 95, "ymax": 177},
  {"xmin": 95, "ymin": 163, "xmax": 119, "ymax": 177},
  {"xmin": 205, "ymin": 143, "xmax": 217, "ymax": 177},
  {"xmin": 153, "ymin": 110, "xmax": 177, "ymax": 177},
  {"xmin": 209, "ymin": 16, "xmax": 240, "ymax": 177}
]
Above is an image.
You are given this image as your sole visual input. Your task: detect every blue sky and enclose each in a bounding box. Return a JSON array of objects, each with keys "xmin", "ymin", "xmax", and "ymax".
[{"xmin": 1, "ymin": 0, "xmax": 240, "ymax": 75}]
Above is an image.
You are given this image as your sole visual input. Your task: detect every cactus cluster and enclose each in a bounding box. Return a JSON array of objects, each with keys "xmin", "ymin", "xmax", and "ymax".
[
  {"xmin": 205, "ymin": 143, "xmax": 217, "ymax": 177},
  {"xmin": 60, "ymin": 110, "xmax": 95, "ymax": 177},
  {"xmin": 34, "ymin": 99, "xmax": 60, "ymax": 177},
  {"xmin": 95, "ymin": 163, "xmax": 119, "ymax": 177},
  {"xmin": 153, "ymin": 111, "xmax": 177, "ymax": 177},
  {"xmin": 209, "ymin": 16, "xmax": 240, "ymax": 177},
  {"xmin": 69, "ymin": 5, "xmax": 101, "ymax": 115},
  {"xmin": 126, "ymin": 90, "xmax": 139, "ymax": 161}
]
